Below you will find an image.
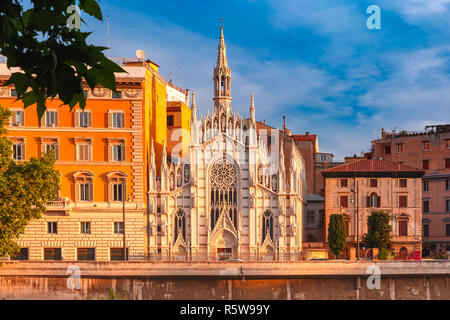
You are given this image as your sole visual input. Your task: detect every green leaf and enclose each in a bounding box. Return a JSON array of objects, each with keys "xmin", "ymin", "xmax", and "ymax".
[
  {"xmin": 22, "ymin": 91, "xmax": 37, "ymax": 108},
  {"xmin": 5, "ymin": 73, "xmax": 30, "ymax": 97},
  {"xmin": 81, "ymin": 0, "xmax": 103, "ymax": 21}
]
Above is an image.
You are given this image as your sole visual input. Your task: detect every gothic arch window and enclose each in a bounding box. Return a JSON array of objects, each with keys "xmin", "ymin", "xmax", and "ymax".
[
  {"xmin": 209, "ymin": 160, "xmax": 238, "ymax": 230},
  {"xmin": 176, "ymin": 166, "xmax": 182, "ymax": 187},
  {"xmin": 262, "ymin": 211, "xmax": 273, "ymax": 242},
  {"xmin": 221, "ymin": 76, "xmax": 225, "ymax": 93},
  {"xmin": 271, "ymin": 174, "xmax": 278, "ymax": 192},
  {"xmin": 174, "ymin": 209, "xmax": 186, "ymax": 242},
  {"xmin": 184, "ymin": 164, "xmax": 190, "ymax": 183},
  {"xmin": 220, "ymin": 113, "xmax": 226, "ymax": 133},
  {"xmin": 206, "ymin": 120, "xmax": 211, "ymax": 140}
]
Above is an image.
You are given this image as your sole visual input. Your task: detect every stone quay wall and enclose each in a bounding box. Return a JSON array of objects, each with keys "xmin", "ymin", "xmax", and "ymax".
[{"xmin": 0, "ymin": 261, "xmax": 449, "ymax": 300}]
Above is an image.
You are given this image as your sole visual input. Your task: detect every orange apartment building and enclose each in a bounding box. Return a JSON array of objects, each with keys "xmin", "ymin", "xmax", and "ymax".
[
  {"xmin": 371, "ymin": 125, "xmax": 450, "ymax": 256},
  {"xmin": 0, "ymin": 57, "xmax": 190, "ymax": 261},
  {"xmin": 322, "ymin": 159, "xmax": 424, "ymax": 257}
]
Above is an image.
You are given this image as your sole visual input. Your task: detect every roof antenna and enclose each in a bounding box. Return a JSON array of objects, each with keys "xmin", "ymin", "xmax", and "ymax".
[
  {"xmin": 107, "ymin": 15, "xmax": 111, "ymax": 58},
  {"xmin": 169, "ymin": 65, "xmax": 173, "ymax": 83}
]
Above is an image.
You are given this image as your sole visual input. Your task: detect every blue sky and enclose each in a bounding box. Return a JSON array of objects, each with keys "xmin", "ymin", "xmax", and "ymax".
[{"xmin": 84, "ymin": 0, "xmax": 450, "ymax": 160}]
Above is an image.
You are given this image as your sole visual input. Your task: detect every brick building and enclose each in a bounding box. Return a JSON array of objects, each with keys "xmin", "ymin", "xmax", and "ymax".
[
  {"xmin": 371, "ymin": 125, "xmax": 450, "ymax": 256},
  {"xmin": 322, "ymin": 159, "xmax": 424, "ymax": 257}
]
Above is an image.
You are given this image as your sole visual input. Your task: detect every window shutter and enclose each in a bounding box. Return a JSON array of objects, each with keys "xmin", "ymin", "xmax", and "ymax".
[
  {"xmin": 377, "ymin": 196, "xmax": 381, "ymax": 208},
  {"xmin": 367, "ymin": 196, "xmax": 370, "ymax": 207},
  {"xmin": 108, "ymin": 112, "xmax": 112, "ymax": 128},
  {"xmin": 89, "ymin": 182, "xmax": 93, "ymax": 202},
  {"xmin": 55, "ymin": 111, "xmax": 58, "ymax": 127},
  {"xmin": 20, "ymin": 143, "xmax": 25, "ymax": 160},
  {"xmin": 20, "ymin": 111, "xmax": 24, "ymax": 126},
  {"xmin": 75, "ymin": 110, "xmax": 79, "ymax": 128},
  {"xmin": 121, "ymin": 144, "xmax": 126, "ymax": 162},
  {"xmin": 75, "ymin": 183, "xmax": 79, "ymax": 201},
  {"xmin": 41, "ymin": 143, "xmax": 45, "ymax": 157},
  {"xmin": 11, "ymin": 112, "xmax": 16, "ymax": 126},
  {"xmin": 88, "ymin": 111, "xmax": 92, "ymax": 127},
  {"xmin": 88, "ymin": 144, "xmax": 92, "ymax": 162},
  {"xmin": 55, "ymin": 144, "xmax": 59, "ymax": 160},
  {"xmin": 108, "ymin": 144, "xmax": 112, "ymax": 161},
  {"xmin": 121, "ymin": 112, "xmax": 125, "ymax": 128}
]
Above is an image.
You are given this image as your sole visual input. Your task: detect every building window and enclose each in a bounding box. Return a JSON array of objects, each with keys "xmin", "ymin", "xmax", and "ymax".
[
  {"xmin": 384, "ymin": 145, "xmax": 391, "ymax": 155},
  {"xmin": 12, "ymin": 142, "xmax": 25, "ymax": 161},
  {"xmin": 398, "ymin": 220, "xmax": 408, "ymax": 236},
  {"xmin": 77, "ymin": 248, "xmax": 95, "ymax": 261},
  {"xmin": 112, "ymin": 91, "xmax": 122, "ymax": 99},
  {"xmin": 446, "ymin": 158, "xmax": 450, "ymax": 169},
  {"xmin": 369, "ymin": 179, "xmax": 378, "ymax": 188},
  {"xmin": 79, "ymin": 182, "xmax": 93, "ymax": 202},
  {"xmin": 42, "ymin": 141, "xmax": 59, "ymax": 160},
  {"xmin": 109, "ymin": 111, "xmax": 125, "ymax": 128},
  {"xmin": 368, "ymin": 192, "xmax": 380, "ymax": 208},
  {"xmin": 47, "ymin": 222, "xmax": 58, "ymax": 234},
  {"xmin": 340, "ymin": 195, "xmax": 349, "ymax": 208},
  {"xmin": 307, "ymin": 210, "xmax": 315, "ymax": 224},
  {"xmin": 114, "ymin": 222, "xmax": 124, "ymax": 234},
  {"xmin": 44, "ymin": 248, "xmax": 62, "ymax": 261},
  {"xmin": 446, "ymin": 224, "xmax": 450, "ymax": 237},
  {"xmin": 74, "ymin": 172, "xmax": 94, "ymax": 202},
  {"xmin": 81, "ymin": 222, "xmax": 91, "ymax": 234},
  {"xmin": 112, "ymin": 144, "xmax": 126, "ymax": 162},
  {"xmin": 423, "ymin": 200, "xmax": 429, "ymax": 213},
  {"xmin": 174, "ymin": 210, "xmax": 186, "ymax": 242},
  {"xmin": 112, "ymin": 183, "xmax": 124, "ymax": 202},
  {"xmin": 446, "ymin": 139, "xmax": 450, "ymax": 150},
  {"xmin": 209, "ymin": 160, "xmax": 238, "ymax": 230},
  {"xmin": 10, "ymin": 110, "xmax": 24, "ymax": 127},
  {"xmin": 399, "ymin": 179, "xmax": 407, "ymax": 188},
  {"xmin": 167, "ymin": 115, "xmax": 174, "ymax": 127},
  {"xmin": 340, "ymin": 179, "xmax": 348, "ymax": 188},
  {"xmin": 262, "ymin": 211, "xmax": 274, "ymax": 242},
  {"xmin": 422, "ymin": 160, "xmax": 429, "ymax": 170},
  {"xmin": 76, "ymin": 110, "xmax": 92, "ymax": 128},
  {"xmin": 446, "ymin": 200, "xmax": 450, "ymax": 212},
  {"xmin": 422, "ymin": 141, "xmax": 429, "ymax": 152},
  {"xmin": 396, "ymin": 143, "xmax": 403, "ymax": 153},
  {"xmin": 423, "ymin": 224, "xmax": 429, "ymax": 237},
  {"xmin": 446, "ymin": 179, "xmax": 449, "ymax": 191},
  {"xmin": 10, "ymin": 89, "xmax": 17, "ymax": 97},
  {"xmin": 399, "ymin": 195, "xmax": 408, "ymax": 208},
  {"xmin": 110, "ymin": 248, "xmax": 128, "ymax": 261},
  {"xmin": 76, "ymin": 143, "xmax": 91, "ymax": 161},
  {"xmin": 423, "ymin": 179, "xmax": 429, "ymax": 192},
  {"xmin": 12, "ymin": 248, "xmax": 29, "ymax": 260},
  {"xmin": 45, "ymin": 110, "xmax": 58, "ymax": 127}
]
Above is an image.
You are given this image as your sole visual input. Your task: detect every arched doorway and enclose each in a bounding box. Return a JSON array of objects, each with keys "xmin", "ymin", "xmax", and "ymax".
[{"xmin": 212, "ymin": 230, "xmax": 237, "ymax": 261}]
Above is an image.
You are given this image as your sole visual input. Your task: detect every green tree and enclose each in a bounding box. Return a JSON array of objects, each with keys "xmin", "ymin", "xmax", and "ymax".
[
  {"xmin": 328, "ymin": 214, "xmax": 347, "ymax": 257},
  {"xmin": 0, "ymin": 0, "xmax": 125, "ymax": 121},
  {"xmin": 0, "ymin": 105, "xmax": 60, "ymax": 257},
  {"xmin": 362, "ymin": 210, "xmax": 392, "ymax": 251}
]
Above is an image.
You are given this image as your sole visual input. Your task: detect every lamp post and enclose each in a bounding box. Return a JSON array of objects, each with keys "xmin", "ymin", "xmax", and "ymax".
[
  {"xmin": 351, "ymin": 179, "xmax": 359, "ymax": 260},
  {"xmin": 122, "ymin": 177, "xmax": 127, "ymax": 261}
]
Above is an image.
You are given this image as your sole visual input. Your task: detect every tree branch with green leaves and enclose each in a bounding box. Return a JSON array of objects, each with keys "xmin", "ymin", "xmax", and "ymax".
[{"xmin": 0, "ymin": 0, "xmax": 125, "ymax": 122}]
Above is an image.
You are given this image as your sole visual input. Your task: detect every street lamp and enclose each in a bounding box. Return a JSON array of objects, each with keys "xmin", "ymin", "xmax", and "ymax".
[{"xmin": 350, "ymin": 179, "xmax": 359, "ymax": 260}]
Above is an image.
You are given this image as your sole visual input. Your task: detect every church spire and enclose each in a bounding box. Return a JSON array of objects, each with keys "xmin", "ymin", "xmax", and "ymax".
[
  {"xmin": 217, "ymin": 25, "xmax": 228, "ymax": 68},
  {"xmin": 213, "ymin": 23, "xmax": 232, "ymax": 115}
]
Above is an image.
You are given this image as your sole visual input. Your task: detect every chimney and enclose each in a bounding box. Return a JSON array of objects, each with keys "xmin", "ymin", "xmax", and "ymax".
[{"xmin": 305, "ymin": 132, "xmax": 310, "ymax": 135}]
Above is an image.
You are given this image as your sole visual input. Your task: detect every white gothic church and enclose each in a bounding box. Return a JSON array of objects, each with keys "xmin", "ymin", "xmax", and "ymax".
[{"xmin": 147, "ymin": 26, "xmax": 306, "ymax": 261}]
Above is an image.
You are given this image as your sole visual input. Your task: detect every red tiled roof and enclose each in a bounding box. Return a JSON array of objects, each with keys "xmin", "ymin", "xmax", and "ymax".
[
  {"xmin": 322, "ymin": 159, "xmax": 423, "ymax": 173},
  {"xmin": 292, "ymin": 134, "xmax": 317, "ymax": 143}
]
